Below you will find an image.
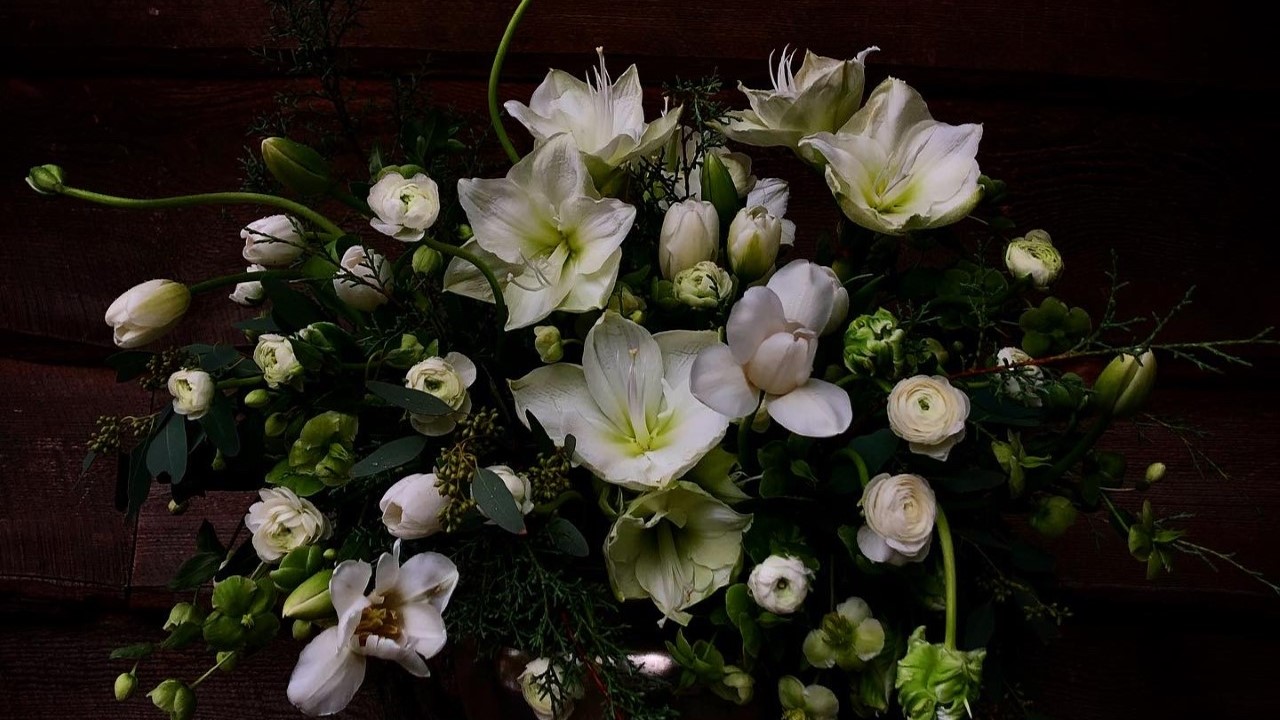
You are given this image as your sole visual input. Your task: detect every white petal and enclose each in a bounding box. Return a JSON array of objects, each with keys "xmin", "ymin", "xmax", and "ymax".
[
  {"xmin": 766, "ymin": 379, "xmax": 853, "ymax": 438},
  {"xmin": 725, "ymin": 287, "xmax": 790, "ymax": 365},
  {"xmin": 766, "ymin": 260, "xmax": 837, "ymax": 332},
  {"xmin": 841, "ymin": 77, "xmax": 934, "ymax": 148},
  {"xmin": 518, "ymin": 133, "xmax": 597, "ymax": 206},
  {"xmin": 746, "ymin": 177, "xmax": 790, "ymax": 218},
  {"xmin": 457, "ymin": 177, "xmax": 559, "ymax": 265},
  {"xmin": 374, "ymin": 548, "xmax": 399, "ymax": 596},
  {"xmin": 556, "ymin": 196, "xmax": 636, "ymax": 274},
  {"xmin": 856, "ymin": 526, "xmax": 899, "ymax": 564},
  {"xmin": 444, "ymin": 352, "xmax": 478, "ymax": 388},
  {"xmin": 329, "ymin": 560, "xmax": 372, "ymax": 619},
  {"xmin": 654, "ymin": 330, "xmax": 722, "ymax": 387},
  {"xmin": 582, "ymin": 313, "xmax": 665, "ymax": 432},
  {"xmin": 287, "ymin": 627, "xmax": 367, "ymax": 717},
  {"xmin": 509, "ymin": 364, "xmax": 594, "ymax": 445},
  {"xmin": 394, "ymin": 551, "xmax": 460, "ymax": 613},
  {"xmin": 441, "ymin": 241, "xmax": 521, "ymax": 304},
  {"xmin": 690, "ymin": 343, "xmax": 759, "ymax": 419},
  {"xmin": 557, "ymin": 250, "xmax": 621, "ymax": 313},
  {"xmin": 398, "ymin": 602, "xmax": 449, "ymax": 661}
]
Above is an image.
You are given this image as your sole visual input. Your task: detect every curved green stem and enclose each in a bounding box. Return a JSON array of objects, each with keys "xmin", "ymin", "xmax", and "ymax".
[
  {"xmin": 54, "ymin": 185, "xmax": 346, "ymax": 237},
  {"xmin": 216, "ymin": 376, "xmax": 264, "ymax": 390},
  {"xmin": 419, "ymin": 236, "xmax": 508, "ymax": 328},
  {"xmin": 1040, "ymin": 411, "xmax": 1113, "ymax": 486},
  {"xmin": 188, "ymin": 270, "xmax": 307, "ymax": 295},
  {"xmin": 936, "ymin": 507, "xmax": 958, "ymax": 650},
  {"xmin": 488, "ymin": 0, "xmax": 535, "ymax": 164},
  {"xmin": 737, "ymin": 393, "xmax": 765, "ymax": 473}
]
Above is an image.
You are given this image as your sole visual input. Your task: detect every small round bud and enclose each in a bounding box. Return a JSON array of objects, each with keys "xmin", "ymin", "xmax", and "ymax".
[
  {"xmin": 216, "ymin": 651, "xmax": 238, "ymax": 672},
  {"xmin": 1139, "ymin": 462, "xmax": 1167, "ymax": 490},
  {"xmin": 533, "ymin": 325, "xmax": 564, "ymax": 364},
  {"xmin": 457, "ymin": 224, "xmax": 474, "ymax": 242},
  {"xmin": 264, "ymin": 413, "xmax": 289, "ymax": 437},
  {"xmin": 1030, "ymin": 495, "xmax": 1078, "ymax": 538},
  {"xmin": 244, "ymin": 389, "xmax": 271, "ymax": 408},
  {"xmin": 411, "ymin": 245, "xmax": 443, "ymax": 276},
  {"xmin": 322, "ymin": 548, "xmax": 337, "ymax": 560},
  {"xmin": 167, "ymin": 499, "xmax": 189, "ymax": 515},
  {"xmin": 114, "ymin": 672, "xmax": 137, "ymax": 701},
  {"xmin": 26, "ymin": 164, "xmax": 66, "ymax": 195},
  {"xmin": 292, "ymin": 619, "xmax": 314, "ymax": 641}
]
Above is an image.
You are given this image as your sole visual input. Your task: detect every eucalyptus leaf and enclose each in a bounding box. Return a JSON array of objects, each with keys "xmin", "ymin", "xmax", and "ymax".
[
  {"xmin": 109, "ymin": 642, "xmax": 155, "ymax": 660},
  {"xmin": 351, "ymin": 436, "xmax": 427, "ymax": 478},
  {"xmin": 146, "ymin": 410, "xmax": 188, "ymax": 484},
  {"xmin": 847, "ymin": 429, "xmax": 900, "ymax": 476},
  {"xmin": 546, "ymin": 517, "xmax": 590, "ymax": 557},
  {"xmin": 472, "ymin": 466, "xmax": 525, "ymax": 534},
  {"xmin": 262, "ymin": 279, "xmax": 325, "ymax": 332},
  {"xmin": 200, "ymin": 394, "xmax": 240, "ymax": 458},
  {"xmin": 233, "ymin": 316, "xmax": 279, "ymax": 333},
  {"xmin": 366, "ymin": 380, "xmax": 452, "ymax": 416},
  {"xmin": 188, "ymin": 344, "xmax": 241, "ymax": 372},
  {"xmin": 168, "ymin": 552, "xmax": 223, "ymax": 591},
  {"xmin": 161, "ymin": 622, "xmax": 203, "ymax": 651},
  {"xmin": 105, "ymin": 350, "xmax": 153, "ymax": 383}
]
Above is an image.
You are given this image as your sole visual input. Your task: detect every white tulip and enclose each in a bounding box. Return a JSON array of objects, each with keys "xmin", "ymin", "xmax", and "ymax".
[
  {"xmin": 333, "ymin": 246, "xmax": 392, "ymax": 312},
  {"xmin": 511, "ymin": 313, "xmax": 730, "ymax": 491},
  {"xmin": 287, "ymin": 542, "xmax": 457, "ymax": 716},
  {"xmin": 244, "ymin": 487, "xmax": 331, "ymax": 563},
  {"xmin": 766, "ymin": 259, "xmax": 848, "ymax": 336},
  {"xmin": 1004, "ymin": 229, "xmax": 1063, "ymax": 289},
  {"xmin": 241, "ymin": 215, "xmax": 306, "ymax": 266},
  {"xmin": 800, "ymin": 78, "xmax": 983, "ymax": 235},
  {"xmin": 747, "ymin": 555, "xmax": 812, "ymax": 615},
  {"xmin": 659, "ymin": 200, "xmax": 719, "ymax": 279},
  {"xmin": 443, "ymin": 135, "xmax": 637, "ymax": 330},
  {"xmin": 481, "ymin": 466, "xmax": 535, "ymax": 521},
  {"xmin": 404, "ymin": 352, "xmax": 477, "ymax": 437},
  {"xmin": 997, "ymin": 347, "xmax": 1045, "ymax": 407},
  {"xmin": 727, "ymin": 206, "xmax": 783, "ymax": 282},
  {"xmin": 167, "ymin": 369, "xmax": 215, "ymax": 420},
  {"xmin": 380, "ymin": 473, "xmax": 449, "ymax": 539},
  {"xmin": 229, "ymin": 264, "xmax": 267, "ymax": 306},
  {"xmin": 886, "ymin": 375, "xmax": 970, "ymax": 460},
  {"xmin": 367, "ymin": 170, "xmax": 441, "ymax": 242},
  {"xmin": 104, "ymin": 279, "xmax": 190, "ymax": 349},
  {"xmin": 856, "ymin": 473, "xmax": 937, "ymax": 566},
  {"xmin": 519, "ymin": 657, "xmax": 582, "ymax": 720},
  {"xmin": 253, "ymin": 333, "xmax": 304, "ymax": 389}
]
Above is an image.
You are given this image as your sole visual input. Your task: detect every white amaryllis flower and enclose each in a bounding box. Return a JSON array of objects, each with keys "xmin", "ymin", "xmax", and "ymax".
[
  {"xmin": 333, "ymin": 246, "xmax": 392, "ymax": 312},
  {"xmin": 690, "ymin": 261, "xmax": 853, "ymax": 438},
  {"xmin": 167, "ymin": 369, "xmax": 215, "ymax": 420},
  {"xmin": 404, "ymin": 352, "xmax": 476, "ymax": 436},
  {"xmin": 856, "ymin": 473, "xmax": 937, "ymax": 566},
  {"xmin": 746, "ymin": 555, "xmax": 812, "ymax": 615},
  {"xmin": 504, "ymin": 48, "xmax": 683, "ymax": 180},
  {"xmin": 799, "ymin": 78, "xmax": 983, "ymax": 236},
  {"xmin": 443, "ymin": 135, "xmax": 636, "ymax": 330},
  {"xmin": 997, "ymin": 347, "xmax": 1045, "ymax": 407},
  {"xmin": 367, "ymin": 170, "xmax": 441, "ymax": 241},
  {"xmin": 718, "ymin": 47, "xmax": 877, "ymax": 156},
  {"xmin": 481, "ymin": 466, "xmax": 535, "ymax": 521},
  {"xmin": 659, "ymin": 199, "xmax": 719, "ymax": 279},
  {"xmin": 604, "ymin": 481, "xmax": 751, "ymax": 625},
  {"xmin": 254, "ymin": 333, "xmax": 304, "ymax": 389},
  {"xmin": 242, "ymin": 215, "xmax": 306, "ymax": 266},
  {"xmin": 287, "ymin": 542, "xmax": 458, "ymax": 716},
  {"xmin": 886, "ymin": 375, "xmax": 970, "ymax": 460},
  {"xmin": 229, "ymin": 264, "xmax": 267, "ymax": 306},
  {"xmin": 244, "ymin": 487, "xmax": 331, "ymax": 563},
  {"xmin": 379, "ymin": 473, "xmax": 449, "ymax": 540},
  {"xmin": 510, "ymin": 313, "xmax": 730, "ymax": 491},
  {"xmin": 104, "ymin": 279, "xmax": 190, "ymax": 349}
]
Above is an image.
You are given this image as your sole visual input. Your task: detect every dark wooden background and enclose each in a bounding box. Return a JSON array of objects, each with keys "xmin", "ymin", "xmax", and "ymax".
[{"xmin": 2, "ymin": 1, "xmax": 1278, "ymax": 717}]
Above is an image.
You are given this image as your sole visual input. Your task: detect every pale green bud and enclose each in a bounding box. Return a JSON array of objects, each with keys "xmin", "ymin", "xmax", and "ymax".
[
  {"xmin": 264, "ymin": 413, "xmax": 289, "ymax": 437},
  {"xmin": 261, "ymin": 137, "xmax": 332, "ymax": 195},
  {"xmin": 216, "ymin": 651, "xmax": 238, "ymax": 672},
  {"xmin": 842, "ymin": 308, "xmax": 905, "ymax": 379},
  {"xmin": 114, "ymin": 672, "xmax": 137, "ymax": 701},
  {"xmin": 411, "ymin": 245, "xmax": 443, "ymax": 276},
  {"xmin": 606, "ymin": 285, "xmax": 646, "ymax": 323},
  {"xmin": 105, "ymin": 280, "xmax": 191, "ymax": 349},
  {"xmin": 167, "ymin": 499, "xmax": 189, "ymax": 515},
  {"xmin": 1092, "ymin": 350, "xmax": 1157, "ymax": 418},
  {"xmin": 1030, "ymin": 495, "xmax": 1078, "ymax": 538},
  {"xmin": 701, "ymin": 152, "xmax": 743, "ymax": 230},
  {"xmin": 727, "ymin": 205, "xmax": 782, "ymax": 282},
  {"xmin": 1005, "ymin": 229, "xmax": 1063, "ymax": 289},
  {"xmin": 148, "ymin": 679, "xmax": 195, "ymax": 720},
  {"xmin": 26, "ymin": 164, "xmax": 65, "ymax": 195},
  {"xmin": 292, "ymin": 619, "xmax": 314, "ymax": 641},
  {"xmin": 457, "ymin": 224, "xmax": 474, "ymax": 242},
  {"xmin": 673, "ymin": 261, "xmax": 734, "ymax": 309},
  {"xmin": 283, "ymin": 569, "xmax": 334, "ymax": 620},
  {"xmin": 1140, "ymin": 462, "xmax": 1167, "ymax": 489},
  {"xmin": 533, "ymin": 325, "xmax": 564, "ymax": 363},
  {"xmin": 244, "ymin": 389, "xmax": 271, "ymax": 408}
]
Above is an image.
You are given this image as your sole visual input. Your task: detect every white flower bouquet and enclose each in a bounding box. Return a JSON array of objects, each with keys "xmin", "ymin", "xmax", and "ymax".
[{"xmin": 28, "ymin": 2, "xmax": 1276, "ymax": 719}]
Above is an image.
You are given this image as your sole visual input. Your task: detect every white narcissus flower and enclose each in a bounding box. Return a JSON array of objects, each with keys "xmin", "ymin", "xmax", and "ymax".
[
  {"xmin": 504, "ymin": 48, "xmax": 683, "ymax": 181},
  {"xmin": 229, "ymin": 264, "xmax": 267, "ymax": 306},
  {"xmin": 367, "ymin": 170, "xmax": 441, "ymax": 241},
  {"xmin": 690, "ymin": 261, "xmax": 853, "ymax": 438},
  {"xmin": 244, "ymin": 487, "xmax": 331, "ymax": 563},
  {"xmin": 746, "ymin": 555, "xmax": 812, "ymax": 615},
  {"xmin": 242, "ymin": 215, "xmax": 306, "ymax": 266},
  {"xmin": 604, "ymin": 481, "xmax": 752, "ymax": 625},
  {"xmin": 886, "ymin": 375, "xmax": 970, "ymax": 460},
  {"xmin": 443, "ymin": 135, "xmax": 636, "ymax": 330},
  {"xmin": 403, "ymin": 352, "xmax": 476, "ymax": 437},
  {"xmin": 167, "ymin": 369, "xmax": 215, "ymax": 420},
  {"xmin": 718, "ymin": 47, "xmax": 877, "ymax": 157},
  {"xmin": 799, "ymin": 78, "xmax": 983, "ymax": 236},
  {"xmin": 379, "ymin": 473, "xmax": 449, "ymax": 540},
  {"xmin": 481, "ymin": 465, "xmax": 535, "ymax": 521},
  {"xmin": 997, "ymin": 347, "xmax": 1045, "ymax": 407},
  {"xmin": 287, "ymin": 542, "xmax": 458, "ymax": 716},
  {"xmin": 857, "ymin": 473, "xmax": 937, "ymax": 566},
  {"xmin": 104, "ymin": 279, "xmax": 191, "ymax": 349},
  {"xmin": 333, "ymin": 246, "xmax": 392, "ymax": 312},
  {"xmin": 510, "ymin": 313, "xmax": 730, "ymax": 491},
  {"xmin": 519, "ymin": 657, "xmax": 583, "ymax": 720},
  {"xmin": 1004, "ymin": 229, "xmax": 1063, "ymax": 289},
  {"xmin": 659, "ymin": 200, "xmax": 719, "ymax": 279},
  {"xmin": 254, "ymin": 333, "xmax": 304, "ymax": 389}
]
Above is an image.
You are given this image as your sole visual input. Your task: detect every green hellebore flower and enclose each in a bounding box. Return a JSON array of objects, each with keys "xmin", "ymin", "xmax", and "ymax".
[
  {"xmin": 148, "ymin": 679, "xmax": 196, "ymax": 720},
  {"xmin": 778, "ymin": 675, "xmax": 840, "ymax": 720},
  {"xmin": 895, "ymin": 626, "xmax": 986, "ymax": 720},
  {"xmin": 1029, "ymin": 495, "xmax": 1078, "ymax": 538},
  {"xmin": 990, "ymin": 431, "xmax": 1050, "ymax": 498},
  {"xmin": 803, "ymin": 596, "xmax": 886, "ymax": 670},
  {"xmin": 843, "ymin": 308, "xmax": 907, "ymax": 379}
]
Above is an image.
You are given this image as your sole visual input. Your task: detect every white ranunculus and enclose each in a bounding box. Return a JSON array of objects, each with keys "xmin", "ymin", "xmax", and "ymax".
[
  {"xmin": 167, "ymin": 369, "xmax": 215, "ymax": 420},
  {"xmin": 799, "ymin": 78, "xmax": 983, "ymax": 236},
  {"xmin": 367, "ymin": 170, "xmax": 441, "ymax": 242},
  {"xmin": 482, "ymin": 465, "xmax": 535, "ymax": 520},
  {"xmin": 379, "ymin": 473, "xmax": 449, "ymax": 540},
  {"xmin": 229, "ymin": 264, "xmax": 267, "ymax": 306},
  {"xmin": 997, "ymin": 347, "xmax": 1045, "ymax": 407},
  {"xmin": 244, "ymin": 487, "xmax": 331, "ymax": 563},
  {"xmin": 659, "ymin": 200, "xmax": 719, "ymax": 279},
  {"xmin": 856, "ymin": 473, "xmax": 937, "ymax": 566},
  {"xmin": 673, "ymin": 261, "xmax": 734, "ymax": 309},
  {"xmin": 404, "ymin": 352, "xmax": 477, "ymax": 437},
  {"xmin": 767, "ymin": 259, "xmax": 848, "ymax": 336},
  {"xmin": 333, "ymin": 246, "xmax": 392, "ymax": 312},
  {"xmin": 886, "ymin": 375, "xmax": 970, "ymax": 460},
  {"xmin": 746, "ymin": 555, "xmax": 812, "ymax": 615},
  {"xmin": 287, "ymin": 542, "xmax": 457, "ymax": 716},
  {"xmin": 718, "ymin": 46, "xmax": 878, "ymax": 157},
  {"xmin": 242, "ymin": 215, "xmax": 306, "ymax": 266},
  {"xmin": 1004, "ymin": 229, "xmax": 1063, "ymax": 289},
  {"xmin": 519, "ymin": 657, "xmax": 583, "ymax": 720},
  {"xmin": 443, "ymin": 135, "xmax": 636, "ymax": 330},
  {"xmin": 104, "ymin": 279, "xmax": 191, "ymax": 349},
  {"xmin": 511, "ymin": 313, "xmax": 730, "ymax": 491},
  {"xmin": 505, "ymin": 48, "xmax": 683, "ymax": 181},
  {"xmin": 690, "ymin": 264, "xmax": 853, "ymax": 438},
  {"xmin": 254, "ymin": 333, "xmax": 304, "ymax": 389}
]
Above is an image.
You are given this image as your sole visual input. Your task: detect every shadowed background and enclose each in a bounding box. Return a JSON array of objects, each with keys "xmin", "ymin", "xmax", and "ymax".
[{"xmin": 1, "ymin": 1, "xmax": 1278, "ymax": 718}]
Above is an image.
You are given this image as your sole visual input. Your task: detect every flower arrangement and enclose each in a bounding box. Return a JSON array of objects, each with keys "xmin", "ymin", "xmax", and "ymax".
[{"xmin": 29, "ymin": 2, "xmax": 1276, "ymax": 718}]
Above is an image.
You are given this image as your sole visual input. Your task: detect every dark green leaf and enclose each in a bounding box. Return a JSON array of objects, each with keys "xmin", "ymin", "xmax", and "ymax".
[
  {"xmin": 546, "ymin": 517, "xmax": 589, "ymax": 557},
  {"xmin": 351, "ymin": 436, "xmax": 427, "ymax": 478},
  {"xmin": 147, "ymin": 410, "xmax": 188, "ymax": 483},
  {"xmin": 232, "ymin": 315, "xmax": 279, "ymax": 333},
  {"xmin": 199, "ymin": 394, "xmax": 241, "ymax": 458},
  {"xmin": 81, "ymin": 450, "xmax": 97, "ymax": 477},
  {"xmin": 106, "ymin": 350, "xmax": 153, "ymax": 383},
  {"xmin": 168, "ymin": 552, "xmax": 223, "ymax": 591},
  {"xmin": 269, "ymin": 469, "xmax": 326, "ymax": 497},
  {"xmin": 969, "ymin": 389, "xmax": 1042, "ymax": 427},
  {"xmin": 288, "ymin": 336, "xmax": 326, "ymax": 371},
  {"xmin": 758, "ymin": 467, "xmax": 789, "ymax": 498},
  {"xmin": 161, "ymin": 622, "xmax": 203, "ymax": 651},
  {"xmin": 366, "ymin": 380, "xmax": 452, "ymax": 416},
  {"xmin": 262, "ymin": 279, "xmax": 324, "ymax": 332},
  {"xmin": 837, "ymin": 525, "xmax": 862, "ymax": 561},
  {"xmin": 195, "ymin": 520, "xmax": 225, "ymax": 555},
  {"xmin": 202, "ymin": 613, "xmax": 246, "ymax": 650},
  {"xmin": 187, "ymin": 344, "xmax": 241, "ymax": 372},
  {"xmin": 472, "ymin": 466, "xmax": 525, "ymax": 534},
  {"xmin": 847, "ymin": 429, "xmax": 900, "ymax": 476},
  {"xmin": 109, "ymin": 642, "xmax": 155, "ymax": 660}
]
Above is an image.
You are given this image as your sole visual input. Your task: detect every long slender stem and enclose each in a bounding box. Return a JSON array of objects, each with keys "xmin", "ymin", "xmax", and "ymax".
[
  {"xmin": 54, "ymin": 185, "xmax": 347, "ymax": 237},
  {"xmin": 488, "ymin": 0, "xmax": 535, "ymax": 164},
  {"xmin": 188, "ymin": 270, "xmax": 307, "ymax": 295},
  {"xmin": 1040, "ymin": 411, "xmax": 1112, "ymax": 486},
  {"xmin": 419, "ymin": 235, "xmax": 508, "ymax": 328},
  {"xmin": 935, "ymin": 507, "xmax": 959, "ymax": 650},
  {"xmin": 737, "ymin": 393, "xmax": 765, "ymax": 473},
  {"xmin": 215, "ymin": 376, "xmax": 264, "ymax": 390}
]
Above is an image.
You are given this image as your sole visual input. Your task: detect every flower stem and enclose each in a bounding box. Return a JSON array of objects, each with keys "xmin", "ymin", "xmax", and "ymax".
[
  {"xmin": 737, "ymin": 393, "xmax": 765, "ymax": 473},
  {"xmin": 418, "ymin": 235, "xmax": 508, "ymax": 328},
  {"xmin": 1040, "ymin": 411, "xmax": 1112, "ymax": 486},
  {"xmin": 215, "ymin": 376, "xmax": 263, "ymax": 390},
  {"xmin": 488, "ymin": 0, "xmax": 535, "ymax": 164},
  {"xmin": 190, "ymin": 650, "xmax": 236, "ymax": 688},
  {"xmin": 52, "ymin": 185, "xmax": 347, "ymax": 237},
  {"xmin": 187, "ymin": 270, "xmax": 307, "ymax": 295},
  {"xmin": 935, "ymin": 507, "xmax": 959, "ymax": 650}
]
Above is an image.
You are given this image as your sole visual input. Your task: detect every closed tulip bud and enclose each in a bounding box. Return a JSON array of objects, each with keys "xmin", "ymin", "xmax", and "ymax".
[
  {"xmin": 244, "ymin": 389, "xmax": 271, "ymax": 408},
  {"xmin": 728, "ymin": 205, "xmax": 783, "ymax": 282},
  {"xmin": 114, "ymin": 672, "xmax": 137, "ymax": 701},
  {"xmin": 26, "ymin": 163, "xmax": 66, "ymax": 195},
  {"xmin": 1005, "ymin": 229, "xmax": 1063, "ymax": 290},
  {"xmin": 533, "ymin": 325, "xmax": 564, "ymax": 363},
  {"xmin": 261, "ymin": 137, "xmax": 333, "ymax": 195},
  {"xmin": 333, "ymin": 245, "xmax": 392, "ymax": 312},
  {"xmin": 241, "ymin": 215, "xmax": 306, "ymax": 267},
  {"xmin": 701, "ymin": 152, "xmax": 743, "ymax": 229},
  {"xmin": 411, "ymin": 245, "xmax": 443, "ymax": 276},
  {"xmin": 1092, "ymin": 350, "xmax": 1157, "ymax": 418},
  {"xmin": 659, "ymin": 200, "xmax": 719, "ymax": 279},
  {"xmin": 1141, "ymin": 462, "xmax": 1167, "ymax": 489},
  {"xmin": 1030, "ymin": 495, "xmax": 1078, "ymax": 538},
  {"xmin": 283, "ymin": 569, "xmax": 334, "ymax": 620},
  {"xmin": 104, "ymin": 280, "xmax": 191, "ymax": 349}
]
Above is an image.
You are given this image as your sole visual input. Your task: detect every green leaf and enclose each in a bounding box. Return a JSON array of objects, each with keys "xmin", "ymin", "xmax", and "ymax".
[
  {"xmin": 199, "ymin": 394, "xmax": 240, "ymax": 458},
  {"xmin": 725, "ymin": 583, "xmax": 752, "ymax": 624},
  {"xmin": 109, "ymin": 642, "xmax": 155, "ymax": 660},
  {"xmin": 969, "ymin": 389, "xmax": 1041, "ymax": 427},
  {"xmin": 195, "ymin": 520, "xmax": 225, "ymax": 555},
  {"xmin": 837, "ymin": 525, "xmax": 862, "ymax": 561},
  {"xmin": 106, "ymin": 350, "xmax": 153, "ymax": 382},
  {"xmin": 212, "ymin": 576, "xmax": 259, "ymax": 616},
  {"xmin": 81, "ymin": 450, "xmax": 97, "ymax": 477},
  {"xmin": 366, "ymin": 380, "xmax": 452, "ymax": 416},
  {"xmin": 546, "ymin": 517, "xmax": 589, "ymax": 557},
  {"xmin": 125, "ymin": 444, "xmax": 152, "ymax": 518},
  {"xmin": 935, "ymin": 470, "xmax": 1006, "ymax": 493},
  {"xmin": 472, "ymin": 466, "xmax": 525, "ymax": 534},
  {"xmin": 233, "ymin": 316, "xmax": 279, "ymax": 333},
  {"xmin": 351, "ymin": 436, "xmax": 427, "ymax": 478},
  {"xmin": 268, "ymin": 468, "xmax": 326, "ymax": 497},
  {"xmin": 161, "ymin": 622, "xmax": 203, "ymax": 651},
  {"xmin": 288, "ymin": 337, "xmax": 326, "ymax": 371},
  {"xmin": 758, "ymin": 467, "xmax": 789, "ymax": 498},
  {"xmin": 202, "ymin": 612, "xmax": 246, "ymax": 650},
  {"xmin": 847, "ymin": 429, "xmax": 900, "ymax": 476},
  {"xmin": 262, "ymin": 279, "xmax": 325, "ymax": 332},
  {"xmin": 187, "ymin": 344, "xmax": 241, "ymax": 372},
  {"xmin": 168, "ymin": 552, "xmax": 223, "ymax": 591},
  {"xmin": 147, "ymin": 410, "xmax": 188, "ymax": 483}
]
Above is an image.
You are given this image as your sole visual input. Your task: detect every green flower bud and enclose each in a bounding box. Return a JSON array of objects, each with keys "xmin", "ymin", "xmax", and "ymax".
[
  {"xmin": 895, "ymin": 627, "xmax": 986, "ymax": 720},
  {"xmin": 261, "ymin": 137, "xmax": 332, "ymax": 195},
  {"xmin": 298, "ymin": 410, "xmax": 359, "ymax": 448},
  {"xmin": 26, "ymin": 164, "xmax": 65, "ymax": 195},
  {"xmin": 270, "ymin": 545, "xmax": 327, "ymax": 592},
  {"xmin": 164, "ymin": 602, "xmax": 205, "ymax": 631},
  {"xmin": 1045, "ymin": 372, "xmax": 1087, "ymax": 412},
  {"xmin": 292, "ymin": 619, "xmax": 314, "ymax": 641},
  {"xmin": 778, "ymin": 676, "xmax": 839, "ymax": 720},
  {"xmin": 411, "ymin": 245, "xmax": 443, "ymax": 276},
  {"xmin": 701, "ymin": 152, "xmax": 743, "ymax": 230},
  {"xmin": 842, "ymin": 308, "xmax": 906, "ymax": 379},
  {"xmin": 533, "ymin": 325, "xmax": 564, "ymax": 363},
  {"xmin": 216, "ymin": 651, "xmax": 238, "ymax": 672},
  {"xmin": 1092, "ymin": 350, "xmax": 1157, "ymax": 418},
  {"xmin": 1030, "ymin": 495, "xmax": 1078, "ymax": 538},
  {"xmin": 283, "ymin": 569, "xmax": 335, "ymax": 620},
  {"xmin": 172, "ymin": 684, "xmax": 196, "ymax": 720},
  {"xmin": 920, "ymin": 337, "xmax": 949, "ymax": 366},
  {"xmin": 712, "ymin": 665, "xmax": 754, "ymax": 705},
  {"xmin": 114, "ymin": 672, "xmax": 137, "ymax": 701},
  {"xmin": 1140, "ymin": 462, "xmax": 1167, "ymax": 490},
  {"xmin": 651, "ymin": 278, "xmax": 680, "ymax": 310},
  {"xmin": 384, "ymin": 333, "xmax": 427, "ymax": 369},
  {"xmin": 148, "ymin": 679, "xmax": 194, "ymax": 719},
  {"xmin": 244, "ymin": 389, "xmax": 271, "ymax": 408},
  {"xmin": 606, "ymin": 285, "xmax": 646, "ymax": 323},
  {"xmin": 315, "ymin": 443, "xmax": 355, "ymax": 484},
  {"xmin": 457, "ymin": 224, "xmax": 474, "ymax": 242},
  {"xmin": 673, "ymin": 261, "xmax": 734, "ymax": 309},
  {"xmin": 264, "ymin": 413, "xmax": 289, "ymax": 437}
]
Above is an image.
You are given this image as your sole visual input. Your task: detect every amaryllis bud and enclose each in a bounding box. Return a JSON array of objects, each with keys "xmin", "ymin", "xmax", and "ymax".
[
  {"xmin": 1092, "ymin": 350, "xmax": 1157, "ymax": 418},
  {"xmin": 261, "ymin": 137, "xmax": 333, "ymax": 195},
  {"xmin": 282, "ymin": 569, "xmax": 335, "ymax": 620}
]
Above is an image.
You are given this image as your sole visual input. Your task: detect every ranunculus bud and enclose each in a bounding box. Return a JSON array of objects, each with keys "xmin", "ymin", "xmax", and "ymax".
[
  {"xmin": 857, "ymin": 474, "xmax": 937, "ymax": 565},
  {"xmin": 114, "ymin": 671, "xmax": 137, "ymax": 701},
  {"xmin": 368, "ymin": 170, "xmax": 441, "ymax": 241},
  {"xmin": 411, "ymin": 245, "xmax": 443, "ymax": 276},
  {"xmin": 843, "ymin": 308, "xmax": 906, "ymax": 379},
  {"xmin": 244, "ymin": 487, "xmax": 331, "ymax": 563},
  {"xmin": 1004, "ymin": 229, "xmax": 1063, "ymax": 290},
  {"xmin": 479, "ymin": 465, "xmax": 535, "ymax": 522},
  {"xmin": 167, "ymin": 369, "xmax": 215, "ymax": 420},
  {"xmin": 403, "ymin": 352, "xmax": 476, "ymax": 436},
  {"xmin": 104, "ymin": 279, "xmax": 191, "ymax": 349},
  {"xmin": 282, "ymin": 569, "xmax": 335, "ymax": 620},
  {"xmin": 244, "ymin": 389, "xmax": 271, "ymax": 408},
  {"xmin": 380, "ymin": 473, "xmax": 449, "ymax": 539},
  {"xmin": 333, "ymin": 245, "xmax": 392, "ymax": 312},
  {"xmin": 746, "ymin": 555, "xmax": 812, "ymax": 615},
  {"xmin": 1092, "ymin": 349, "xmax": 1157, "ymax": 418},
  {"xmin": 241, "ymin": 215, "xmax": 306, "ymax": 266},
  {"xmin": 659, "ymin": 200, "xmax": 720, "ymax": 279},
  {"xmin": 1030, "ymin": 495, "xmax": 1078, "ymax": 538},
  {"xmin": 26, "ymin": 163, "xmax": 65, "ymax": 195},
  {"xmin": 229, "ymin": 264, "xmax": 268, "ymax": 306},
  {"xmin": 996, "ymin": 346, "xmax": 1045, "ymax": 406},
  {"xmin": 533, "ymin": 325, "xmax": 564, "ymax": 363},
  {"xmin": 673, "ymin": 261, "xmax": 734, "ymax": 309},
  {"xmin": 727, "ymin": 205, "xmax": 783, "ymax": 282},
  {"xmin": 261, "ymin": 137, "xmax": 332, "ymax": 195},
  {"xmin": 216, "ymin": 651, "xmax": 238, "ymax": 672},
  {"xmin": 253, "ymin": 334, "xmax": 304, "ymax": 389},
  {"xmin": 886, "ymin": 375, "xmax": 970, "ymax": 460},
  {"xmin": 1139, "ymin": 462, "xmax": 1167, "ymax": 490},
  {"xmin": 519, "ymin": 657, "xmax": 582, "ymax": 720}
]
